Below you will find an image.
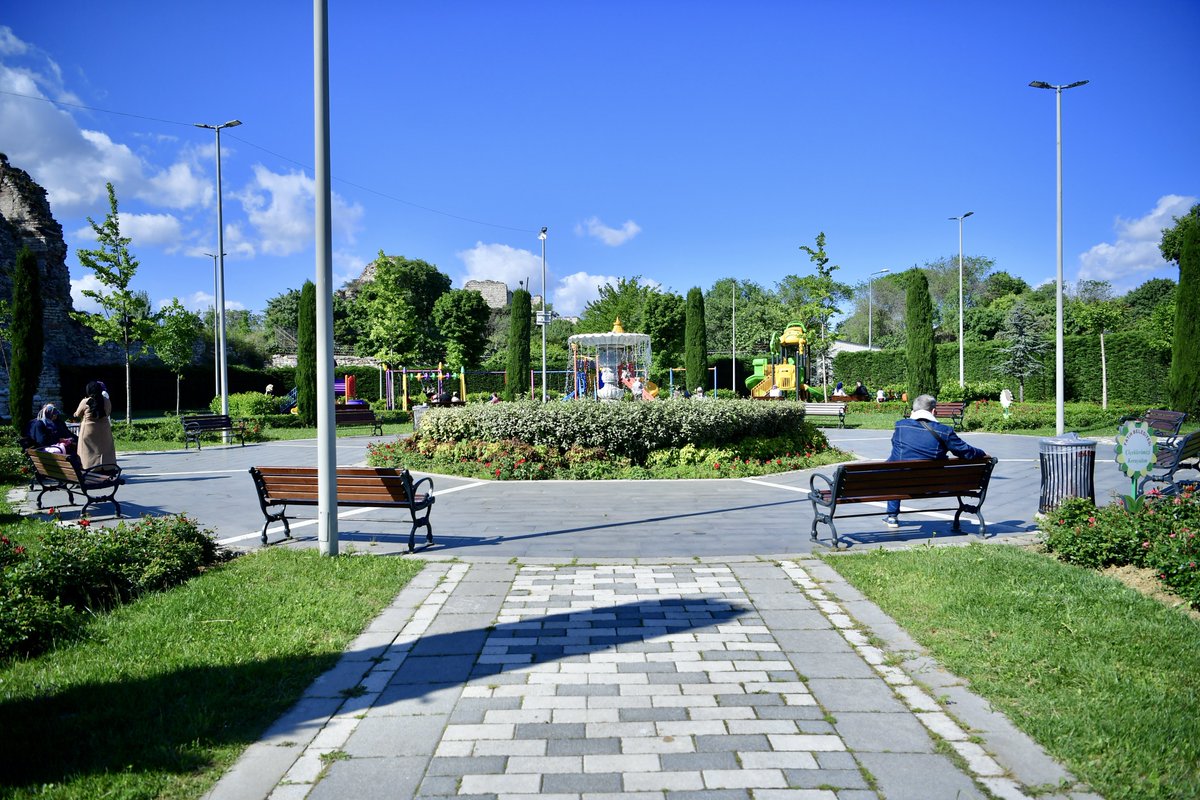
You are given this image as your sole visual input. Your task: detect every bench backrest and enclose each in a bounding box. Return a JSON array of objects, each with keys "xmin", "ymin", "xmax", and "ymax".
[
  {"xmin": 934, "ymin": 403, "xmax": 965, "ymax": 415},
  {"xmin": 833, "ymin": 457, "xmax": 995, "ymax": 502},
  {"xmin": 804, "ymin": 402, "xmax": 847, "ymax": 414},
  {"xmin": 335, "ymin": 409, "xmax": 374, "ymax": 420},
  {"xmin": 26, "ymin": 448, "xmax": 84, "ymax": 483},
  {"xmin": 251, "ymin": 466, "xmax": 419, "ymax": 504},
  {"xmin": 183, "ymin": 414, "xmax": 235, "ymax": 428},
  {"xmin": 1156, "ymin": 431, "xmax": 1200, "ymax": 468},
  {"xmin": 1142, "ymin": 409, "xmax": 1188, "ymax": 437}
]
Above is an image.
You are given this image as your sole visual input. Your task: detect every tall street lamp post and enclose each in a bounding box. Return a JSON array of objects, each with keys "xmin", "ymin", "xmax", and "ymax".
[
  {"xmin": 949, "ymin": 211, "xmax": 973, "ymax": 387},
  {"xmin": 193, "ymin": 119, "xmax": 242, "ymax": 432},
  {"xmin": 539, "ymin": 227, "xmax": 548, "ymax": 403},
  {"xmin": 1029, "ymin": 79, "xmax": 1088, "ymax": 435},
  {"xmin": 868, "ymin": 268, "xmax": 889, "ymax": 350},
  {"xmin": 202, "ymin": 252, "xmax": 223, "ymax": 397}
]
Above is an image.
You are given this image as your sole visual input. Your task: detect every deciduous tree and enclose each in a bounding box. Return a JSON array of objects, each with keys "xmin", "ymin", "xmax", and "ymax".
[
  {"xmin": 433, "ymin": 289, "xmax": 490, "ymax": 369},
  {"xmin": 1160, "ymin": 203, "xmax": 1200, "ymax": 264},
  {"xmin": 153, "ymin": 299, "xmax": 202, "ymax": 415}
]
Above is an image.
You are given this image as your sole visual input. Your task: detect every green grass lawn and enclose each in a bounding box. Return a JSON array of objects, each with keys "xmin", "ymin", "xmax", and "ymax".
[
  {"xmin": 822, "ymin": 544, "xmax": 1200, "ymax": 800},
  {"xmin": 0, "ymin": 548, "xmax": 424, "ymax": 800},
  {"xmin": 111, "ymin": 419, "xmax": 414, "ymax": 453}
]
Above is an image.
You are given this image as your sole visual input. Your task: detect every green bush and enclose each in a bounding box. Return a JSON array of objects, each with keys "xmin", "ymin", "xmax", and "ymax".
[
  {"xmin": 209, "ymin": 391, "xmax": 280, "ymax": 417},
  {"xmin": 1040, "ymin": 489, "xmax": 1200, "ymax": 606},
  {"xmin": 415, "ymin": 399, "xmax": 809, "ymax": 464},
  {"xmin": 0, "ymin": 578, "xmax": 79, "ymax": 661}
]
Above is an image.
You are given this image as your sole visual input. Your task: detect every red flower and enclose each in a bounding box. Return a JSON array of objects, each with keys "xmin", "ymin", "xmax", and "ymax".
[
  {"xmin": 713, "ymin": 463, "xmax": 721, "ymax": 470},
  {"xmin": 78, "ymin": 519, "xmax": 91, "ymax": 528}
]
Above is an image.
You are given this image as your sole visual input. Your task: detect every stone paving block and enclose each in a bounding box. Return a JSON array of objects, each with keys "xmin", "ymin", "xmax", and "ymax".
[
  {"xmin": 547, "ymin": 737, "xmax": 622, "ymax": 756},
  {"xmin": 755, "ymin": 610, "xmax": 833, "ymax": 629},
  {"xmin": 390, "ymin": 654, "xmax": 478, "ymax": 684},
  {"xmin": 414, "ymin": 775, "xmax": 460, "ymax": 796},
  {"xmin": 785, "ymin": 651, "xmax": 877, "ymax": 679},
  {"xmin": 702, "ymin": 769, "xmax": 787, "ymax": 789},
  {"xmin": 805, "ymin": 678, "xmax": 907, "ymax": 713},
  {"xmin": 663, "ymin": 791, "xmax": 751, "ymax": 800},
  {"xmin": 779, "ymin": 768, "xmax": 867, "ymax": 790},
  {"xmin": 770, "ymin": 629, "xmax": 854, "ymax": 653},
  {"xmin": 855, "ymin": 752, "xmax": 987, "ymax": 800},
  {"xmin": 830, "ymin": 711, "xmax": 934, "ymax": 754},
  {"xmin": 623, "ymin": 770, "xmax": 705, "ymax": 791},
  {"xmin": 660, "ymin": 752, "xmax": 739, "ymax": 771},
  {"xmin": 543, "ymin": 772, "xmax": 623, "ymax": 793},
  {"xmin": 694, "ymin": 734, "xmax": 769, "ymax": 752},
  {"xmin": 813, "ymin": 751, "xmax": 858, "ymax": 770},
  {"xmin": 753, "ymin": 791, "xmax": 838, "ymax": 800},
  {"xmin": 410, "ymin": 629, "xmax": 490, "ymax": 656},
  {"xmin": 426, "ymin": 755, "xmax": 507, "ymax": 775},
  {"xmin": 343, "ymin": 713, "xmax": 450, "ymax": 757},
  {"xmin": 507, "ymin": 755, "xmax": 583, "ymax": 773},
  {"xmin": 461, "ymin": 774, "xmax": 541, "ymax": 794},
  {"xmin": 307, "ymin": 756, "xmax": 428, "ymax": 800},
  {"xmin": 584, "ymin": 753, "xmax": 661, "ymax": 773},
  {"xmin": 516, "ymin": 721, "xmax": 587, "ymax": 739},
  {"xmin": 736, "ymin": 751, "xmax": 819, "ymax": 770}
]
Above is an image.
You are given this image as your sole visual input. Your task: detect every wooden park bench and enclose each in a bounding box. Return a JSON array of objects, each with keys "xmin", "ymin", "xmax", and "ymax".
[
  {"xmin": 25, "ymin": 448, "xmax": 125, "ymax": 517},
  {"xmin": 1120, "ymin": 409, "xmax": 1188, "ymax": 448},
  {"xmin": 248, "ymin": 466, "xmax": 435, "ymax": 550},
  {"xmin": 335, "ymin": 407, "xmax": 384, "ymax": 436},
  {"xmin": 1138, "ymin": 431, "xmax": 1200, "ymax": 497},
  {"xmin": 904, "ymin": 402, "xmax": 967, "ymax": 429},
  {"xmin": 182, "ymin": 414, "xmax": 246, "ymax": 450},
  {"xmin": 808, "ymin": 456, "xmax": 998, "ymax": 548},
  {"xmin": 803, "ymin": 401, "xmax": 848, "ymax": 428}
]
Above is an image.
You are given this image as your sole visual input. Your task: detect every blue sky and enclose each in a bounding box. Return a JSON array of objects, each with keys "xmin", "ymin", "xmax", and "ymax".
[{"xmin": 2, "ymin": 2, "xmax": 1197, "ymax": 319}]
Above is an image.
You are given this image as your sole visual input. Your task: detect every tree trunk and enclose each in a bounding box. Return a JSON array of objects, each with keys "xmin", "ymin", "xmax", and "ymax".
[
  {"xmin": 125, "ymin": 353, "xmax": 132, "ymax": 425},
  {"xmin": 176, "ymin": 374, "xmax": 181, "ymax": 416},
  {"xmin": 1100, "ymin": 331, "xmax": 1108, "ymax": 410}
]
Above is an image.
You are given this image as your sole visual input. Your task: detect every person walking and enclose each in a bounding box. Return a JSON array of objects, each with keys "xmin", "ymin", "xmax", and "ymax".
[
  {"xmin": 883, "ymin": 394, "xmax": 986, "ymax": 528},
  {"xmin": 73, "ymin": 381, "xmax": 117, "ymax": 472}
]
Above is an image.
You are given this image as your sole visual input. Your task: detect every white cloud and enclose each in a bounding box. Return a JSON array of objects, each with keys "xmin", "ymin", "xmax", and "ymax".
[
  {"xmin": 575, "ymin": 216, "xmax": 642, "ymax": 246},
  {"xmin": 0, "ymin": 26, "xmax": 30, "ymax": 56},
  {"xmin": 553, "ymin": 271, "xmax": 623, "ymax": 316},
  {"xmin": 69, "ymin": 273, "xmax": 105, "ymax": 313},
  {"xmin": 236, "ymin": 165, "xmax": 364, "ymax": 257},
  {"xmin": 121, "ymin": 212, "xmax": 184, "ymax": 249},
  {"xmin": 334, "ymin": 249, "xmax": 366, "ymax": 288},
  {"xmin": 457, "ymin": 241, "xmax": 541, "ymax": 290},
  {"xmin": 1078, "ymin": 194, "xmax": 1197, "ymax": 286},
  {"xmin": 144, "ymin": 161, "xmax": 211, "ymax": 209}
]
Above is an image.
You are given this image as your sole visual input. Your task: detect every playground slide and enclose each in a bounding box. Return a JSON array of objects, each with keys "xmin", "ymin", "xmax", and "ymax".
[{"xmin": 622, "ymin": 376, "xmax": 660, "ymax": 399}]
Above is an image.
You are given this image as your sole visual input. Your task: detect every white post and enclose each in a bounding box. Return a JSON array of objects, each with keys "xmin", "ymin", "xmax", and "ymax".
[
  {"xmin": 539, "ymin": 227, "xmax": 548, "ymax": 403},
  {"xmin": 314, "ymin": 0, "xmax": 338, "ymax": 555},
  {"xmin": 731, "ymin": 279, "xmax": 736, "ymax": 393},
  {"xmin": 950, "ymin": 212, "xmax": 972, "ymax": 388}
]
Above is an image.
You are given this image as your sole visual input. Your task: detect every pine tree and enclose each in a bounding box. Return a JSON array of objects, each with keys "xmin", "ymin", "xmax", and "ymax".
[
  {"xmin": 505, "ymin": 288, "xmax": 531, "ymax": 399},
  {"xmin": 1168, "ymin": 224, "xmax": 1200, "ymax": 414},
  {"xmin": 685, "ymin": 287, "xmax": 708, "ymax": 392},
  {"xmin": 904, "ymin": 268, "xmax": 938, "ymax": 397},
  {"xmin": 993, "ymin": 301, "xmax": 1050, "ymax": 402},
  {"xmin": 9, "ymin": 247, "xmax": 43, "ymax": 434},
  {"xmin": 296, "ymin": 281, "xmax": 317, "ymax": 425}
]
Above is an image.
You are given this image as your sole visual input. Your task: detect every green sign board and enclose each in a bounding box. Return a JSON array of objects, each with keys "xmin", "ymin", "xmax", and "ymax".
[{"xmin": 1115, "ymin": 421, "xmax": 1157, "ymax": 498}]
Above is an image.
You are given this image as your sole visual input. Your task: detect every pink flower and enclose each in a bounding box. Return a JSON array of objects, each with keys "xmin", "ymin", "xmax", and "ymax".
[{"xmin": 713, "ymin": 463, "xmax": 721, "ymax": 470}]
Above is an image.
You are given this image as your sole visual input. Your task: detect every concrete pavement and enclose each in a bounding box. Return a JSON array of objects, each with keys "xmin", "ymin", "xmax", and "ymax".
[{"xmin": 20, "ymin": 428, "xmax": 1116, "ymax": 799}]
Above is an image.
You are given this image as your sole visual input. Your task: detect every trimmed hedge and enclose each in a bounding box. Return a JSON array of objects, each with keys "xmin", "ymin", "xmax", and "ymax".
[
  {"xmin": 416, "ymin": 398, "xmax": 810, "ymax": 464},
  {"xmin": 835, "ymin": 331, "xmax": 1172, "ymax": 405}
]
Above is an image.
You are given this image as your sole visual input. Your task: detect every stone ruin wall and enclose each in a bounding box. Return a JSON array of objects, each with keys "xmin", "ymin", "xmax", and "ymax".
[{"xmin": 0, "ymin": 153, "xmax": 107, "ymax": 420}]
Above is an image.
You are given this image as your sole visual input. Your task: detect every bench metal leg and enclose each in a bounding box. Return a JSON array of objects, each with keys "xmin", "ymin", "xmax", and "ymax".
[
  {"xmin": 260, "ymin": 506, "xmax": 293, "ymax": 545},
  {"xmin": 408, "ymin": 508, "xmax": 433, "ymax": 553}
]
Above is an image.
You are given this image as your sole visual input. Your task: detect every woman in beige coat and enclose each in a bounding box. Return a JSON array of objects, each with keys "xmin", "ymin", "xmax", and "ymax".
[{"xmin": 74, "ymin": 381, "xmax": 117, "ymax": 471}]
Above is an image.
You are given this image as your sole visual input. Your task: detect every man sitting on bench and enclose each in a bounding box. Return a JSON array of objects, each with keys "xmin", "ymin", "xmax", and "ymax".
[{"xmin": 884, "ymin": 394, "xmax": 987, "ymax": 529}]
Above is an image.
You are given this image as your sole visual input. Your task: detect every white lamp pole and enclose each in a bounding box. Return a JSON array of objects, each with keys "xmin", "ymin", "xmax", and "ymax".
[
  {"xmin": 193, "ymin": 119, "xmax": 241, "ymax": 432},
  {"xmin": 1030, "ymin": 79, "xmax": 1088, "ymax": 435},
  {"xmin": 539, "ymin": 227, "xmax": 548, "ymax": 403},
  {"xmin": 868, "ymin": 268, "xmax": 889, "ymax": 350},
  {"xmin": 731, "ymin": 279, "xmax": 736, "ymax": 392},
  {"xmin": 202, "ymin": 252, "xmax": 223, "ymax": 398},
  {"xmin": 949, "ymin": 211, "xmax": 973, "ymax": 387}
]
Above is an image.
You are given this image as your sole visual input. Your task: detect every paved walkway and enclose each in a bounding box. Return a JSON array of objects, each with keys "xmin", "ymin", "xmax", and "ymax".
[{"xmin": 21, "ymin": 429, "xmax": 1117, "ymax": 799}]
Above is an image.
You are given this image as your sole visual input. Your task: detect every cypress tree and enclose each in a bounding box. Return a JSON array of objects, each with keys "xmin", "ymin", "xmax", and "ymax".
[
  {"xmin": 1169, "ymin": 224, "xmax": 1200, "ymax": 414},
  {"xmin": 296, "ymin": 280, "xmax": 317, "ymax": 425},
  {"xmin": 506, "ymin": 288, "xmax": 531, "ymax": 399},
  {"xmin": 684, "ymin": 287, "xmax": 708, "ymax": 392},
  {"xmin": 9, "ymin": 247, "xmax": 44, "ymax": 434},
  {"xmin": 904, "ymin": 268, "xmax": 938, "ymax": 398}
]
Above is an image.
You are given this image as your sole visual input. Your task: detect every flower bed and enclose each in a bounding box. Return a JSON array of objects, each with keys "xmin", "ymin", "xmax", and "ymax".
[
  {"xmin": 371, "ymin": 400, "xmax": 842, "ymax": 480},
  {"xmin": 1040, "ymin": 488, "xmax": 1200, "ymax": 607}
]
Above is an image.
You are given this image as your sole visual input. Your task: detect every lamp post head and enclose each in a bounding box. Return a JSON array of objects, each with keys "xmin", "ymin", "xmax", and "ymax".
[
  {"xmin": 223, "ymin": 119, "xmax": 242, "ymax": 129},
  {"xmin": 963, "ymin": 211, "xmax": 974, "ymax": 219},
  {"xmin": 539, "ymin": 227, "xmax": 547, "ymax": 240},
  {"xmin": 1028, "ymin": 80, "xmax": 1053, "ymax": 90}
]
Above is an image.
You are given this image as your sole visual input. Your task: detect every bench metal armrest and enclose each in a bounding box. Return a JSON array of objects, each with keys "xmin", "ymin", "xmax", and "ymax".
[
  {"xmin": 81, "ymin": 463, "xmax": 123, "ymax": 484},
  {"xmin": 410, "ymin": 475, "xmax": 435, "ymax": 500},
  {"xmin": 809, "ymin": 471, "xmax": 835, "ymax": 508}
]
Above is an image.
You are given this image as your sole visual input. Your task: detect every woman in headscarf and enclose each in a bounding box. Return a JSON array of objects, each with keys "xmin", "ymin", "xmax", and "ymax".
[
  {"xmin": 73, "ymin": 381, "xmax": 117, "ymax": 471},
  {"xmin": 29, "ymin": 404, "xmax": 77, "ymax": 451}
]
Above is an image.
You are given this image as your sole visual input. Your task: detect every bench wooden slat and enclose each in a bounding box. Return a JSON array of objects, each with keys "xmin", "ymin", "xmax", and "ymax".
[
  {"xmin": 1138, "ymin": 431, "xmax": 1200, "ymax": 497},
  {"xmin": 802, "ymin": 402, "xmax": 847, "ymax": 428},
  {"xmin": 334, "ymin": 409, "xmax": 384, "ymax": 435},
  {"xmin": 248, "ymin": 466, "xmax": 434, "ymax": 550},
  {"xmin": 182, "ymin": 414, "xmax": 245, "ymax": 450}
]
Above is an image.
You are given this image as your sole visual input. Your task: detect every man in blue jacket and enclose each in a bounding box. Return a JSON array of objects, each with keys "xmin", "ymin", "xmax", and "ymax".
[{"xmin": 884, "ymin": 394, "xmax": 987, "ymax": 527}]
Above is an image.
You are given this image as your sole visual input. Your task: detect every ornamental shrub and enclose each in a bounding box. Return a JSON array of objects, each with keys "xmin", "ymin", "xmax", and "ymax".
[
  {"xmin": 1041, "ymin": 497, "xmax": 1146, "ymax": 569},
  {"xmin": 210, "ymin": 391, "xmax": 280, "ymax": 417}
]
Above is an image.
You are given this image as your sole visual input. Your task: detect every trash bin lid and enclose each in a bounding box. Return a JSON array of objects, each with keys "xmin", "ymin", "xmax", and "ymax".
[{"xmin": 1040, "ymin": 431, "xmax": 1097, "ymax": 450}]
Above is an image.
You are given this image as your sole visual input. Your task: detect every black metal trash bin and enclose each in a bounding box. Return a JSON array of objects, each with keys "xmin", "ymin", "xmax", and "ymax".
[
  {"xmin": 1038, "ymin": 432, "xmax": 1097, "ymax": 513},
  {"xmin": 411, "ymin": 404, "xmax": 429, "ymax": 431}
]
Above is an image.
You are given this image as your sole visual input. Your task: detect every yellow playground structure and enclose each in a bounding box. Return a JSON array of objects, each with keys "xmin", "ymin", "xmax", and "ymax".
[{"xmin": 746, "ymin": 321, "xmax": 808, "ymax": 399}]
